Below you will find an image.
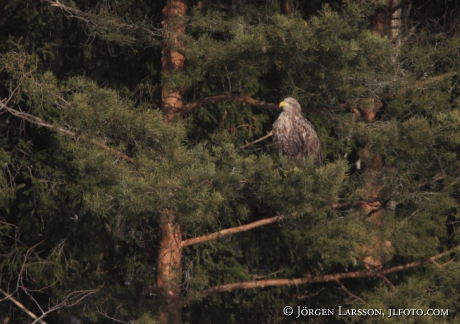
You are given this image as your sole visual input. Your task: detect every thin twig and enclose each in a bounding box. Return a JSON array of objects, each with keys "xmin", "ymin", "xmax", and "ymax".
[
  {"xmin": 0, "ymin": 288, "xmax": 47, "ymax": 324},
  {"xmin": 336, "ymin": 280, "xmax": 367, "ymax": 304},
  {"xmin": 296, "ymin": 287, "xmax": 326, "ymax": 299},
  {"xmin": 239, "ymin": 131, "xmax": 273, "ymax": 149},
  {"xmin": 378, "ymin": 274, "xmax": 397, "ymax": 290}
]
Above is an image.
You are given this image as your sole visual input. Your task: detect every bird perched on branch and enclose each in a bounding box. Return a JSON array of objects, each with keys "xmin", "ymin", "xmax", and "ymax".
[{"xmin": 273, "ymin": 97, "xmax": 324, "ymax": 165}]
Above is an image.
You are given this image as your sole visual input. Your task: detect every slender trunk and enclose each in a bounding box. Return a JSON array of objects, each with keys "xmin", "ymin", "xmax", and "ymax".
[{"xmin": 157, "ymin": 1, "xmax": 187, "ymax": 323}]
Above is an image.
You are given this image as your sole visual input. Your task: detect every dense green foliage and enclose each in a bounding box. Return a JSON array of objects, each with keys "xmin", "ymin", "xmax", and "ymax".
[{"xmin": 1, "ymin": 0, "xmax": 460, "ymax": 323}]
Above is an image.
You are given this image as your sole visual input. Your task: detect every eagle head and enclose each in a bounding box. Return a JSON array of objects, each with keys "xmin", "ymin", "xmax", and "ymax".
[{"xmin": 279, "ymin": 97, "xmax": 302, "ymax": 114}]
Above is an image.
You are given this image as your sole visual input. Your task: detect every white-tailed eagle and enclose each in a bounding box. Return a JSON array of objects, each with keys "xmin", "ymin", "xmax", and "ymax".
[{"xmin": 273, "ymin": 97, "xmax": 324, "ymax": 165}]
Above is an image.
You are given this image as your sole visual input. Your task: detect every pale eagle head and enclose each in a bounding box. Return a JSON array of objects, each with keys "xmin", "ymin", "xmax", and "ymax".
[{"xmin": 279, "ymin": 97, "xmax": 302, "ymax": 114}]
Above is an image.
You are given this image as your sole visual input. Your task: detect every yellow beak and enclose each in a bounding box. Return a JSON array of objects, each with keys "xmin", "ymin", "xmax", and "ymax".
[{"xmin": 279, "ymin": 101, "xmax": 287, "ymax": 108}]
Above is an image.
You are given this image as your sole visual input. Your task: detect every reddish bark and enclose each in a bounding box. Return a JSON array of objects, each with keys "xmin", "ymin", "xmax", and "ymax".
[
  {"xmin": 158, "ymin": 1, "xmax": 188, "ymax": 323},
  {"xmin": 182, "ymin": 215, "xmax": 285, "ymax": 248},
  {"xmin": 161, "ymin": 0, "xmax": 188, "ymax": 122},
  {"xmin": 157, "ymin": 211, "xmax": 183, "ymax": 324},
  {"xmin": 280, "ymin": 0, "xmax": 294, "ymax": 14}
]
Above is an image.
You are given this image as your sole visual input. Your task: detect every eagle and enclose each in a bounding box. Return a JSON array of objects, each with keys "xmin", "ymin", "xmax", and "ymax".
[{"xmin": 273, "ymin": 97, "xmax": 324, "ymax": 165}]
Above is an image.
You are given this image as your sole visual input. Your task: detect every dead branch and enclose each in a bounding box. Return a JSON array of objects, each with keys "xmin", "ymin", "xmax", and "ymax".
[
  {"xmin": 181, "ymin": 215, "xmax": 286, "ymax": 248},
  {"xmin": 1, "ymin": 223, "xmax": 102, "ymax": 324},
  {"xmin": 0, "ymin": 99, "xmax": 135, "ymax": 163},
  {"xmin": 96, "ymin": 305, "xmax": 131, "ymax": 324},
  {"xmin": 45, "ymin": 0, "xmax": 91, "ymax": 22},
  {"xmin": 28, "ymin": 287, "xmax": 102, "ymax": 324},
  {"xmin": 296, "ymin": 287, "xmax": 325, "ymax": 299},
  {"xmin": 199, "ymin": 245, "xmax": 460, "ymax": 298},
  {"xmin": 250, "ymin": 269, "xmax": 284, "ymax": 280},
  {"xmin": 0, "ymin": 288, "xmax": 47, "ymax": 324},
  {"xmin": 336, "ymin": 280, "xmax": 367, "ymax": 304},
  {"xmin": 239, "ymin": 131, "xmax": 273, "ymax": 149},
  {"xmin": 377, "ymin": 274, "xmax": 396, "ymax": 290}
]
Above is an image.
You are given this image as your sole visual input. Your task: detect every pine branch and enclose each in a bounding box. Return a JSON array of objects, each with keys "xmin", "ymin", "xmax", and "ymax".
[
  {"xmin": 181, "ymin": 215, "xmax": 286, "ymax": 248},
  {"xmin": 199, "ymin": 245, "xmax": 460, "ymax": 298},
  {"xmin": 45, "ymin": 0, "xmax": 162, "ymax": 46},
  {"xmin": 239, "ymin": 131, "xmax": 273, "ymax": 149},
  {"xmin": 182, "ymin": 95, "xmax": 278, "ymax": 112},
  {"xmin": 0, "ymin": 99, "xmax": 135, "ymax": 163}
]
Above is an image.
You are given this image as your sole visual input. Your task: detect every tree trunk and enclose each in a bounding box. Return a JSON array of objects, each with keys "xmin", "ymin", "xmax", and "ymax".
[
  {"xmin": 161, "ymin": 0, "xmax": 187, "ymax": 122},
  {"xmin": 280, "ymin": 0, "xmax": 293, "ymax": 14},
  {"xmin": 157, "ymin": 1, "xmax": 188, "ymax": 323},
  {"xmin": 157, "ymin": 212, "xmax": 183, "ymax": 324}
]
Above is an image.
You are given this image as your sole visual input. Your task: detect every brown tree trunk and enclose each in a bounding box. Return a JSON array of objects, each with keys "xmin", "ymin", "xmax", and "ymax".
[
  {"xmin": 280, "ymin": 0, "xmax": 294, "ymax": 14},
  {"xmin": 157, "ymin": 1, "xmax": 188, "ymax": 323},
  {"xmin": 157, "ymin": 211, "xmax": 183, "ymax": 324},
  {"xmin": 371, "ymin": 0, "xmax": 410, "ymax": 40},
  {"xmin": 161, "ymin": 0, "xmax": 187, "ymax": 122}
]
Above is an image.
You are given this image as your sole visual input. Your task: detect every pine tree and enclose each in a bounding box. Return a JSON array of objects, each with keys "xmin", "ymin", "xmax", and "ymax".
[{"xmin": 1, "ymin": 1, "xmax": 460, "ymax": 324}]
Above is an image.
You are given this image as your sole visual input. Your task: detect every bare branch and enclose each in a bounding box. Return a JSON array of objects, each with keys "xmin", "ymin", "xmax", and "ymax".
[
  {"xmin": 296, "ymin": 287, "xmax": 325, "ymax": 300},
  {"xmin": 239, "ymin": 131, "xmax": 273, "ymax": 149},
  {"xmin": 181, "ymin": 215, "xmax": 286, "ymax": 248},
  {"xmin": 377, "ymin": 274, "xmax": 397, "ymax": 290},
  {"xmin": 96, "ymin": 305, "xmax": 131, "ymax": 324},
  {"xmin": 0, "ymin": 288, "xmax": 47, "ymax": 324},
  {"xmin": 199, "ymin": 245, "xmax": 460, "ymax": 298},
  {"xmin": 250, "ymin": 269, "xmax": 284, "ymax": 280},
  {"xmin": 29, "ymin": 286, "xmax": 102, "ymax": 324},
  {"xmin": 336, "ymin": 280, "xmax": 367, "ymax": 304}
]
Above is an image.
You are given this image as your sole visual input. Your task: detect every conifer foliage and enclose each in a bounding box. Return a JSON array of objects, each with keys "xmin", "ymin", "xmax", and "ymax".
[{"xmin": 1, "ymin": 0, "xmax": 460, "ymax": 323}]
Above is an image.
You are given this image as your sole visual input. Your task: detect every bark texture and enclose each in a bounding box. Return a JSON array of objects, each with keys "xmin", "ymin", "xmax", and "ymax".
[
  {"xmin": 161, "ymin": 0, "xmax": 188, "ymax": 122},
  {"xmin": 157, "ymin": 1, "xmax": 188, "ymax": 323},
  {"xmin": 157, "ymin": 213, "xmax": 183, "ymax": 324}
]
